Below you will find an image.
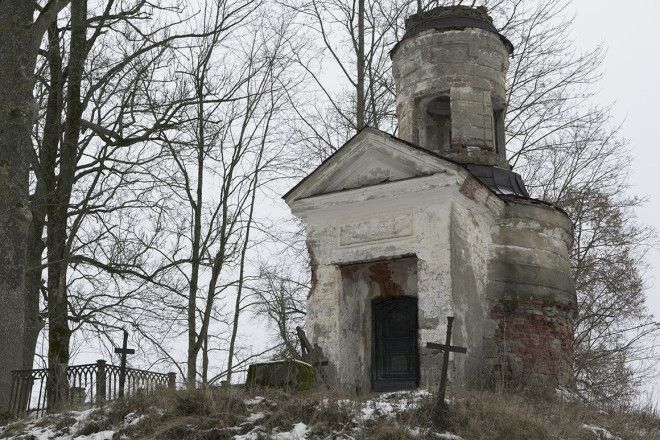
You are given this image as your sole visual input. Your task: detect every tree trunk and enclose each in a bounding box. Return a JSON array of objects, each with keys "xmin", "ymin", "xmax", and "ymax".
[
  {"xmin": 226, "ymin": 135, "xmax": 265, "ymax": 384},
  {"xmin": 24, "ymin": 23, "xmax": 64, "ymax": 373},
  {"xmin": 47, "ymin": 0, "xmax": 87, "ymax": 411},
  {"xmin": 356, "ymin": 0, "xmax": 365, "ymax": 131},
  {"xmin": 202, "ymin": 335, "xmax": 208, "ymax": 386},
  {"xmin": 186, "ymin": 82, "xmax": 206, "ymax": 388},
  {"xmin": 0, "ymin": 3, "xmax": 37, "ymax": 409},
  {"xmin": 23, "ymin": 221, "xmax": 45, "ymax": 371}
]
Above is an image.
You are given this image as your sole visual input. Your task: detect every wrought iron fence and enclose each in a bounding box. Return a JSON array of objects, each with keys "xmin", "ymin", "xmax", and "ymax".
[{"xmin": 9, "ymin": 360, "xmax": 176, "ymax": 417}]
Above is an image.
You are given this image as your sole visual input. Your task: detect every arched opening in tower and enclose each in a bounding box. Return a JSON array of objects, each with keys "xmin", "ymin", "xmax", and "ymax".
[{"xmin": 425, "ymin": 96, "xmax": 451, "ymax": 153}]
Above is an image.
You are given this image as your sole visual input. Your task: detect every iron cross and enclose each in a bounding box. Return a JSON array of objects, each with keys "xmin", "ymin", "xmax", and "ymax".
[
  {"xmin": 114, "ymin": 329, "xmax": 135, "ymax": 398},
  {"xmin": 426, "ymin": 316, "xmax": 467, "ymax": 428}
]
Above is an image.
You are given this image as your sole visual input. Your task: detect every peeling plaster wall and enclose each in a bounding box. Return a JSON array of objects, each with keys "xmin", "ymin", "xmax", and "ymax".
[
  {"xmin": 286, "ymin": 135, "xmax": 576, "ymax": 392},
  {"xmin": 487, "ymin": 200, "xmax": 576, "ymax": 386},
  {"xmin": 291, "ymin": 165, "xmax": 505, "ymax": 391},
  {"xmin": 448, "ymin": 188, "xmax": 499, "ymax": 387},
  {"xmin": 338, "ymin": 257, "xmax": 418, "ymax": 392}
]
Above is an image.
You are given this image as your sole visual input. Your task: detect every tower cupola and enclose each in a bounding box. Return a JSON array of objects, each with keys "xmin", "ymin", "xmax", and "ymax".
[{"xmin": 391, "ymin": 6, "xmax": 513, "ymax": 168}]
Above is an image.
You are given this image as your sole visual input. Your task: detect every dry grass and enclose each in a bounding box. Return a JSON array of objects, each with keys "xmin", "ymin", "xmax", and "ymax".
[
  {"xmin": 443, "ymin": 389, "xmax": 660, "ymax": 440},
  {"xmin": 2, "ymin": 386, "xmax": 660, "ymax": 439}
]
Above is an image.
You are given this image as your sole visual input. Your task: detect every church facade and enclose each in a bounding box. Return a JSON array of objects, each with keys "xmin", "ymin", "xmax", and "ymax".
[{"xmin": 284, "ymin": 6, "xmax": 576, "ymax": 392}]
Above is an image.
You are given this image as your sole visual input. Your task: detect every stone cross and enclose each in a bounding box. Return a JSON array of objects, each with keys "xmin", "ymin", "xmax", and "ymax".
[
  {"xmin": 114, "ymin": 330, "xmax": 135, "ymax": 398},
  {"xmin": 426, "ymin": 316, "xmax": 467, "ymax": 428}
]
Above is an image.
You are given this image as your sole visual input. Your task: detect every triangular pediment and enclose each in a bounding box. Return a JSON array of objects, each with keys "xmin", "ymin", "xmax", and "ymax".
[{"xmin": 284, "ymin": 128, "xmax": 459, "ymax": 203}]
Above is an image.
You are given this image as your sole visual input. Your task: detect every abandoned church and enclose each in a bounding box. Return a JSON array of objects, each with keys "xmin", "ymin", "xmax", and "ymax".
[{"xmin": 284, "ymin": 6, "xmax": 576, "ymax": 392}]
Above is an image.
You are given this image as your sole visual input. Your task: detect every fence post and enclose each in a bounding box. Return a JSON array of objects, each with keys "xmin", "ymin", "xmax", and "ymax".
[
  {"xmin": 8, "ymin": 371, "xmax": 22, "ymax": 415},
  {"xmin": 167, "ymin": 372, "xmax": 176, "ymax": 390},
  {"xmin": 96, "ymin": 359, "xmax": 107, "ymax": 403}
]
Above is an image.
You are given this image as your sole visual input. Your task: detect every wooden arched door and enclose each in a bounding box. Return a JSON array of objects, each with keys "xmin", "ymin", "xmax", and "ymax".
[{"xmin": 372, "ymin": 296, "xmax": 420, "ymax": 391}]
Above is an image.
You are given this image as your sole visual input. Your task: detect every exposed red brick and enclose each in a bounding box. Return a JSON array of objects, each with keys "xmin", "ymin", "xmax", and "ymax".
[
  {"xmin": 368, "ymin": 262, "xmax": 405, "ymax": 298},
  {"xmin": 492, "ymin": 298, "xmax": 574, "ymax": 386},
  {"xmin": 459, "ymin": 176, "xmax": 479, "ymax": 200}
]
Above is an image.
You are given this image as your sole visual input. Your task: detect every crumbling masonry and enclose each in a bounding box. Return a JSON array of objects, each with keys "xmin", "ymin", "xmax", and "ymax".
[{"xmin": 284, "ymin": 6, "xmax": 576, "ymax": 392}]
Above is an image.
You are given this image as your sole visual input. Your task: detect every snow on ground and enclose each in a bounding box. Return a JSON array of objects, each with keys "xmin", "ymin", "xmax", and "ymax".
[
  {"xmin": 359, "ymin": 389, "xmax": 431, "ymax": 420},
  {"xmin": 582, "ymin": 424, "xmax": 623, "ymax": 440},
  {"xmin": 243, "ymin": 396, "xmax": 265, "ymax": 405},
  {"xmin": 434, "ymin": 433, "xmax": 464, "ymax": 440},
  {"xmin": 273, "ymin": 422, "xmax": 309, "ymax": 439},
  {"xmin": 232, "ymin": 426, "xmax": 268, "ymax": 440},
  {"xmin": 122, "ymin": 412, "xmax": 145, "ymax": 427},
  {"xmin": 74, "ymin": 430, "xmax": 115, "ymax": 440},
  {"xmin": 231, "ymin": 390, "xmax": 440, "ymax": 440},
  {"xmin": 231, "ymin": 422, "xmax": 309, "ymax": 440},
  {"xmin": 245, "ymin": 411, "xmax": 266, "ymax": 423},
  {"xmin": 1, "ymin": 390, "xmax": 460, "ymax": 440},
  {"xmin": 0, "ymin": 407, "xmax": 112, "ymax": 440}
]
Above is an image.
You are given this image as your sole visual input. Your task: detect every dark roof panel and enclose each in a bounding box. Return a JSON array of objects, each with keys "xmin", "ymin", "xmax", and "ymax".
[{"xmin": 466, "ymin": 165, "xmax": 530, "ymax": 198}]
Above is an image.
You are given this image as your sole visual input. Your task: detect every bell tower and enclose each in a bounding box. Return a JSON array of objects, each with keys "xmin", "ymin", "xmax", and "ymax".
[{"xmin": 391, "ymin": 6, "xmax": 513, "ymax": 168}]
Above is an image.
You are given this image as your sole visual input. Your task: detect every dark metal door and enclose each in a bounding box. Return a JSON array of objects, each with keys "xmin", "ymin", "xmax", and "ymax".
[{"xmin": 372, "ymin": 297, "xmax": 420, "ymax": 391}]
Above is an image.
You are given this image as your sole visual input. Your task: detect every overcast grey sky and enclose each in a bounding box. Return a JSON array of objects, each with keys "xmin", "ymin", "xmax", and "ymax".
[{"xmin": 571, "ymin": 0, "xmax": 660, "ymax": 396}]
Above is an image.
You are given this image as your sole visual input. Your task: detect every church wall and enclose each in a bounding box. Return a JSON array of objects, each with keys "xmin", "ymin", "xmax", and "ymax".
[
  {"xmin": 448, "ymin": 194, "xmax": 499, "ymax": 387},
  {"xmin": 289, "ymin": 141, "xmax": 576, "ymax": 391},
  {"xmin": 294, "ymin": 173, "xmax": 474, "ymax": 391},
  {"xmin": 487, "ymin": 200, "xmax": 576, "ymax": 387}
]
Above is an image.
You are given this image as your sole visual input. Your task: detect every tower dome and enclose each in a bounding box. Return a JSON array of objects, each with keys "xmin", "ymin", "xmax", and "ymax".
[{"xmin": 391, "ymin": 6, "xmax": 512, "ymax": 168}]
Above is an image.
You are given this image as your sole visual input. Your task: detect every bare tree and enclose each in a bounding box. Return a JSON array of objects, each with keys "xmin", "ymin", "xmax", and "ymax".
[
  {"xmin": 521, "ymin": 111, "xmax": 658, "ymax": 403},
  {"xmin": 128, "ymin": 1, "xmax": 297, "ymax": 386},
  {"xmin": 251, "ymin": 264, "xmax": 308, "ymax": 359},
  {"xmin": 24, "ymin": 0, "xmax": 250, "ymax": 406},
  {"xmin": 282, "ymin": 0, "xmax": 409, "ymax": 168}
]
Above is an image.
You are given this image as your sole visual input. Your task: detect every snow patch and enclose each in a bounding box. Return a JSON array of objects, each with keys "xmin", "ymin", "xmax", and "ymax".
[
  {"xmin": 359, "ymin": 390, "xmax": 431, "ymax": 421},
  {"xmin": 245, "ymin": 412, "xmax": 266, "ymax": 423},
  {"xmin": 232, "ymin": 423, "xmax": 308, "ymax": 440},
  {"xmin": 244, "ymin": 396, "xmax": 265, "ymax": 406},
  {"xmin": 123, "ymin": 412, "xmax": 145, "ymax": 426},
  {"xmin": 582, "ymin": 424, "xmax": 622, "ymax": 440},
  {"xmin": 273, "ymin": 422, "xmax": 308, "ymax": 439},
  {"xmin": 434, "ymin": 433, "xmax": 464, "ymax": 440},
  {"xmin": 73, "ymin": 430, "xmax": 116, "ymax": 440}
]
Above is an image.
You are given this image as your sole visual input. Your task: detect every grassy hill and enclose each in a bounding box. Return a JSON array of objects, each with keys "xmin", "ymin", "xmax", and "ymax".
[{"xmin": 1, "ymin": 386, "xmax": 659, "ymax": 439}]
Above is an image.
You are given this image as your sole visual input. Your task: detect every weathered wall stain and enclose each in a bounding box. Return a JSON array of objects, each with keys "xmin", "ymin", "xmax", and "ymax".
[
  {"xmin": 368, "ymin": 262, "xmax": 405, "ymax": 298},
  {"xmin": 306, "ymin": 240, "xmax": 319, "ymax": 299},
  {"xmin": 459, "ymin": 175, "xmax": 479, "ymax": 201}
]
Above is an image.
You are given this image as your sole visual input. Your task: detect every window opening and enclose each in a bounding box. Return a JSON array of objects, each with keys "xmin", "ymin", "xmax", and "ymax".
[{"xmin": 425, "ymin": 96, "xmax": 451, "ymax": 152}]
